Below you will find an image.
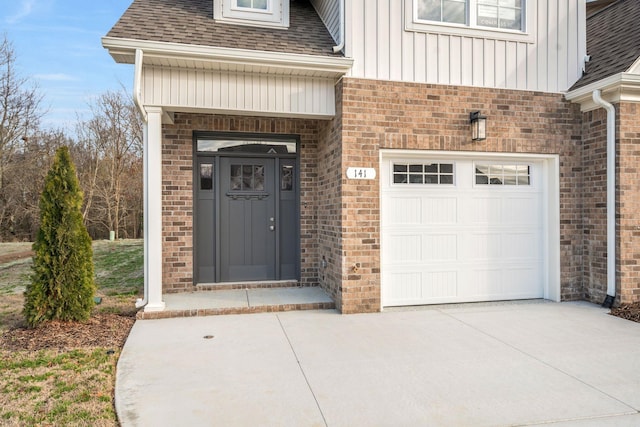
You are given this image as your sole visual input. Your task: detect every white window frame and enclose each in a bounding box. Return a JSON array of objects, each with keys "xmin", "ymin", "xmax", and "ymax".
[
  {"xmin": 391, "ymin": 161, "xmax": 456, "ymax": 186},
  {"xmin": 214, "ymin": 0, "xmax": 289, "ymax": 29},
  {"xmin": 405, "ymin": 0, "xmax": 535, "ymax": 43},
  {"xmin": 473, "ymin": 162, "xmax": 533, "ymax": 187}
]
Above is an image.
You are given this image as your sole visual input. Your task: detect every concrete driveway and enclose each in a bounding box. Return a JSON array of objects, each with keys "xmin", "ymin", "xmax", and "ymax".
[{"xmin": 116, "ymin": 301, "xmax": 640, "ymax": 426}]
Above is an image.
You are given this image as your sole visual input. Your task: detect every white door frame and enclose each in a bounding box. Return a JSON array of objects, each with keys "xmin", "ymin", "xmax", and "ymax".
[{"xmin": 379, "ymin": 150, "xmax": 561, "ymax": 311}]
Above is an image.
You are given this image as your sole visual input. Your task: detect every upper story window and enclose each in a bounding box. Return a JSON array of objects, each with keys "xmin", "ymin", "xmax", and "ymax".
[
  {"xmin": 236, "ymin": 0, "xmax": 268, "ymax": 10},
  {"xmin": 408, "ymin": 0, "xmax": 533, "ymax": 43},
  {"xmin": 214, "ymin": 0, "xmax": 289, "ymax": 29},
  {"xmin": 417, "ymin": 0, "xmax": 466, "ymax": 25}
]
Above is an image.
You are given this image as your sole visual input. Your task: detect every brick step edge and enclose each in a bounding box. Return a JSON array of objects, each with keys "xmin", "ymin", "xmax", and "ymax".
[
  {"xmin": 136, "ymin": 301, "xmax": 336, "ymax": 320},
  {"xmin": 192, "ymin": 281, "xmax": 315, "ymax": 291}
]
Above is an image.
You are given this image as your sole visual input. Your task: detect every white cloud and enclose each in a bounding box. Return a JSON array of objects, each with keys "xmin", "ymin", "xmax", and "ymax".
[
  {"xmin": 5, "ymin": 0, "xmax": 36, "ymax": 24},
  {"xmin": 33, "ymin": 73, "xmax": 77, "ymax": 82}
]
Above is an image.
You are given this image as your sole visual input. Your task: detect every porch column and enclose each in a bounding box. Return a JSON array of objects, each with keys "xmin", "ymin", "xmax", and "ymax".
[{"xmin": 144, "ymin": 106, "xmax": 165, "ymax": 311}]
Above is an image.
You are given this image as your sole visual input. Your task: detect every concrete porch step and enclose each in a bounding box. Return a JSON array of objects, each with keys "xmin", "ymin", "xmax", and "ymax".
[
  {"xmin": 195, "ymin": 280, "xmax": 301, "ymax": 291},
  {"xmin": 137, "ymin": 286, "xmax": 335, "ymax": 320}
]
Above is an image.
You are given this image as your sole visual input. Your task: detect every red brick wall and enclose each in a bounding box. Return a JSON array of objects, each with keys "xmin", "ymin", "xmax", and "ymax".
[
  {"xmin": 316, "ymin": 86, "xmax": 344, "ymax": 306},
  {"xmin": 157, "ymin": 79, "xmax": 598, "ymax": 313},
  {"xmin": 337, "ymin": 78, "xmax": 584, "ymax": 313},
  {"xmin": 617, "ymin": 102, "xmax": 640, "ymax": 304},
  {"xmin": 160, "ymin": 114, "xmax": 324, "ymax": 292},
  {"xmin": 581, "ymin": 107, "xmax": 608, "ymax": 304},
  {"xmin": 581, "ymin": 102, "xmax": 640, "ymax": 306}
]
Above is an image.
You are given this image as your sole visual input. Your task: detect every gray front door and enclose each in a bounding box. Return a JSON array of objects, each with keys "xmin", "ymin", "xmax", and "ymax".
[{"xmin": 220, "ymin": 158, "xmax": 276, "ymax": 281}]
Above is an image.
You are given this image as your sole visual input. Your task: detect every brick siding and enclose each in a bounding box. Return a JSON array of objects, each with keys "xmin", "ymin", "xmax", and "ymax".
[
  {"xmin": 581, "ymin": 108, "xmax": 609, "ymax": 304},
  {"xmin": 337, "ymin": 78, "xmax": 584, "ymax": 313},
  {"xmin": 617, "ymin": 102, "xmax": 640, "ymax": 304},
  {"xmin": 157, "ymin": 77, "xmax": 640, "ymax": 313},
  {"xmin": 161, "ymin": 114, "xmax": 325, "ymax": 292}
]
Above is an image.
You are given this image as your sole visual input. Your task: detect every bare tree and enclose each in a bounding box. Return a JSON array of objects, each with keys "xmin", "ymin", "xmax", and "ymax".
[
  {"xmin": 0, "ymin": 35, "xmax": 43, "ymax": 240},
  {"xmin": 76, "ymin": 90, "xmax": 143, "ymax": 239},
  {"xmin": 3, "ymin": 130, "xmax": 70, "ymax": 240}
]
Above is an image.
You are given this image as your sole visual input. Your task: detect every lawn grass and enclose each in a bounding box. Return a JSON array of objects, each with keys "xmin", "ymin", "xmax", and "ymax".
[
  {"xmin": 0, "ymin": 349, "xmax": 119, "ymax": 426},
  {"xmin": 0, "ymin": 239, "xmax": 143, "ymax": 426}
]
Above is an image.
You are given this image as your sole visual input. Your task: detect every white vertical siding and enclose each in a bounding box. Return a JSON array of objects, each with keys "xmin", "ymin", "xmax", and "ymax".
[
  {"xmin": 310, "ymin": 0, "xmax": 341, "ymax": 44},
  {"xmin": 141, "ymin": 67, "xmax": 336, "ymax": 118},
  {"xmin": 344, "ymin": 0, "xmax": 586, "ymax": 93}
]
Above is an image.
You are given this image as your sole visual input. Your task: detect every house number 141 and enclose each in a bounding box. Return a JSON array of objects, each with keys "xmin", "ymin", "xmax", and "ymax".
[{"xmin": 346, "ymin": 167, "xmax": 376, "ymax": 180}]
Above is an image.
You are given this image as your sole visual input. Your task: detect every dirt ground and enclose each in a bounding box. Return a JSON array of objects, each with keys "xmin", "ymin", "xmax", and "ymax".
[{"xmin": 0, "ymin": 250, "xmax": 33, "ymax": 264}]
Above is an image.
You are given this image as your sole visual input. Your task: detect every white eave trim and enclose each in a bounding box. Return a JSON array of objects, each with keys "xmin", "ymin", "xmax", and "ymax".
[
  {"xmin": 102, "ymin": 37, "xmax": 353, "ymax": 78},
  {"xmin": 566, "ymin": 72, "xmax": 640, "ymax": 111}
]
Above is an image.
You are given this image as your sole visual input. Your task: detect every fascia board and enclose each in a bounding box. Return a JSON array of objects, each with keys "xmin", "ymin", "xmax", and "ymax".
[
  {"xmin": 102, "ymin": 37, "xmax": 353, "ymax": 77},
  {"xmin": 565, "ymin": 73, "xmax": 640, "ymax": 111}
]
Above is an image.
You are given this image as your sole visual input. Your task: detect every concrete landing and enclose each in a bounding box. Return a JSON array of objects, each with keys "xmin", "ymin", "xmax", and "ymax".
[{"xmin": 137, "ymin": 286, "xmax": 335, "ymax": 319}]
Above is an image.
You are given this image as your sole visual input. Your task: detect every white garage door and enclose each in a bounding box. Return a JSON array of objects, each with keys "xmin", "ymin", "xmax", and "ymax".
[{"xmin": 381, "ymin": 154, "xmax": 546, "ymax": 307}]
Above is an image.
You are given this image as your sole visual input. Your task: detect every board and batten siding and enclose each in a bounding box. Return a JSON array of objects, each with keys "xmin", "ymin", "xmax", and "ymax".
[
  {"xmin": 310, "ymin": 0, "xmax": 341, "ymax": 45},
  {"xmin": 345, "ymin": 0, "xmax": 586, "ymax": 93},
  {"xmin": 140, "ymin": 66, "xmax": 337, "ymax": 118}
]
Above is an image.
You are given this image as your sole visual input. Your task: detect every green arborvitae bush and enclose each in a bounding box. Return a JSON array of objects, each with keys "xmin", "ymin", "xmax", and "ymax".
[{"xmin": 23, "ymin": 146, "xmax": 96, "ymax": 327}]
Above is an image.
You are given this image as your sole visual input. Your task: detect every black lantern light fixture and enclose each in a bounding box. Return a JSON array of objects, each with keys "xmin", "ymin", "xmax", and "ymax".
[{"xmin": 470, "ymin": 111, "xmax": 487, "ymax": 141}]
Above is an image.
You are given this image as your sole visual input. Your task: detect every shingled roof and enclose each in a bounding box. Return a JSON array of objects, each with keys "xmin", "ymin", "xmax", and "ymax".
[
  {"xmin": 106, "ymin": 0, "xmax": 341, "ymax": 58},
  {"xmin": 571, "ymin": 0, "xmax": 640, "ymax": 90}
]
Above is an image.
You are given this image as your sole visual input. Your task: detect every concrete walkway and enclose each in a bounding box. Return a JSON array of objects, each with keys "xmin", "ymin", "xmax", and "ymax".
[{"xmin": 116, "ymin": 301, "xmax": 640, "ymax": 426}]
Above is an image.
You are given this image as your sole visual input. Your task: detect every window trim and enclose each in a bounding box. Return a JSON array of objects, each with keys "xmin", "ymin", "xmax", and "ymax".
[
  {"xmin": 473, "ymin": 162, "xmax": 533, "ymax": 188},
  {"xmin": 405, "ymin": 0, "xmax": 535, "ymax": 44},
  {"xmin": 391, "ymin": 161, "xmax": 456, "ymax": 186},
  {"xmin": 214, "ymin": 0, "xmax": 289, "ymax": 29}
]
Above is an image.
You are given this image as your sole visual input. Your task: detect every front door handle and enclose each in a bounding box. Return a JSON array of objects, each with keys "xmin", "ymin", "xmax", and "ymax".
[{"xmin": 269, "ymin": 225, "xmax": 275, "ymax": 231}]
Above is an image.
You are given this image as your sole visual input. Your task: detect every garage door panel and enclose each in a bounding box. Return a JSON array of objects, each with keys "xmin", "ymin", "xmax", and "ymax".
[
  {"xmin": 423, "ymin": 234, "xmax": 457, "ymax": 261},
  {"xmin": 383, "ymin": 270, "xmax": 458, "ymax": 303},
  {"xmin": 503, "ymin": 196, "xmax": 541, "ymax": 225},
  {"xmin": 462, "ymin": 196, "xmax": 502, "ymax": 224},
  {"xmin": 503, "ymin": 232, "xmax": 541, "ymax": 259},
  {"xmin": 463, "ymin": 233, "xmax": 502, "ymax": 259},
  {"xmin": 386, "ymin": 197, "xmax": 422, "ymax": 225},
  {"xmin": 382, "ymin": 156, "xmax": 547, "ymax": 307},
  {"xmin": 387, "ymin": 234, "xmax": 422, "ymax": 263},
  {"xmin": 423, "ymin": 197, "xmax": 457, "ymax": 224}
]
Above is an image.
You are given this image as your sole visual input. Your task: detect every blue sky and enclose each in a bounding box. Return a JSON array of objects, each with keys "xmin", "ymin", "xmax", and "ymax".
[{"xmin": 0, "ymin": 0, "xmax": 134, "ymax": 131}]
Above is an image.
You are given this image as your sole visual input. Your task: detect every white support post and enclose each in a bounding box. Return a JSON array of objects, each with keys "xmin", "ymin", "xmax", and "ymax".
[{"xmin": 144, "ymin": 107, "xmax": 165, "ymax": 312}]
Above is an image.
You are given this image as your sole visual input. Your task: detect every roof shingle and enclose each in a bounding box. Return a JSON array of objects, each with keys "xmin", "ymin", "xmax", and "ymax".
[
  {"xmin": 106, "ymin": 0, "xmax": 342, "ymax": 58},
  {"xmin": 571, "ymin": 0, "xmax": 640, "ymax": 90}
]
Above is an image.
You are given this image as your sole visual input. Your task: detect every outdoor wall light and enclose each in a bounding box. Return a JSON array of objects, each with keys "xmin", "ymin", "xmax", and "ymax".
[{"xmin": 470, "ymin": 111, "xmax": 487, "ymax": 141}]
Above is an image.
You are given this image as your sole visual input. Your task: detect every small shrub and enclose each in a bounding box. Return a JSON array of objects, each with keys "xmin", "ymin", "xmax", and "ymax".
[{"xmin": 23, "ymin": 147, "xmax": 96, "ymax": 327}]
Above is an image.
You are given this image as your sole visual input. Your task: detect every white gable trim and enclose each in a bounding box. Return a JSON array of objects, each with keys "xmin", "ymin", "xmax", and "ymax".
[
  {"xmin": 566, "ymin": 73, "xmax": 640, "ymax": 111},
  {"xmin": 102, "ymin": 37, "xmax": 353, "ymax": 78},
  {"xmin": 627, "ymin": 56, "xmax": 640, "ymax": 75}
]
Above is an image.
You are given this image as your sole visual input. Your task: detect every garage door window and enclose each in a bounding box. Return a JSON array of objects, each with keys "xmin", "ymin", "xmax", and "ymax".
[
  {"xmin": 475, "ymin": 164, "xmax": 530, "ymax": 186},
  {"xmin": 393, "ymin": 163, "xmax": 454, "ymax": 184}
]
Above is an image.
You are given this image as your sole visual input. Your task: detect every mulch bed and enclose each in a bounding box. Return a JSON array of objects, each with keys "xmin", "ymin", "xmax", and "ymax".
[
  {"xmin": 610, "ymin": 302, "xmax": 640, "ymax": 324},
  {"xmin": 0, "ymin": 313, "xmax": 135, "ymax": 352}
]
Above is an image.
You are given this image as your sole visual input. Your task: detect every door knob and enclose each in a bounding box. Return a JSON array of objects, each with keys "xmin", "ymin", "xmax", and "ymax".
[{"xmin": 269, "ymin": 225, "xmax": 275, "ymax": 231}]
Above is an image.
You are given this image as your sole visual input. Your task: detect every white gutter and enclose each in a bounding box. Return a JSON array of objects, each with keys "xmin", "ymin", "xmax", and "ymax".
[
  {"xmin": 103, "ymin": 37, "xmax": 353, "ymax": 76},
  {"xmin": 592, "ymin": 89, "xmax": 616, "ymax": 306},
  {"xmin": 134, "ymin": 48, "xmax": 149, "ymax": 309},
  {"xmin": 332, "ymin": 0, "xmax": 345, "ymax": 53},
  {"xmin": 134, "ymin": 49, "xmax": 147, "ymax": 122}
]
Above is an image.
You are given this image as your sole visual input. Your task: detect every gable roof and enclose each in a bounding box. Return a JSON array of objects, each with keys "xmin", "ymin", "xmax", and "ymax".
[
  {"xmin": 106, "ymin": 0, "xmax": 341, "ymax": 59},
  {"xmin": 571, "ymin": 0, "xmax": 640, "ymax": 90}
]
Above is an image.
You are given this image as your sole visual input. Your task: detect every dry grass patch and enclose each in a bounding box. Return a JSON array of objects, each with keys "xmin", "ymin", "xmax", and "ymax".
[
  {"xmin": 0, "ymin": 348, "xmax": 119, "ymax": 426},
  {"xmin": 0, "ymin": 239, "xmax": 142, "ymax": 426}
]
